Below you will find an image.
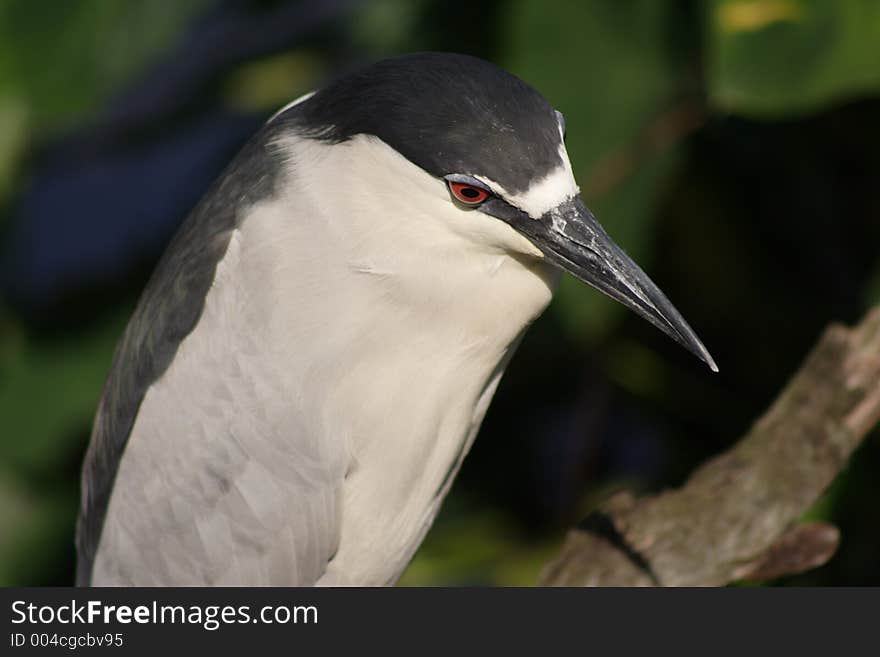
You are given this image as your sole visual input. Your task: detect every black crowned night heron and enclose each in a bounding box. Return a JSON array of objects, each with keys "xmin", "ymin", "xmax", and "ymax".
[{"xmin": 76, "ymin": 52, "xmax": 716, "ymax": 586}]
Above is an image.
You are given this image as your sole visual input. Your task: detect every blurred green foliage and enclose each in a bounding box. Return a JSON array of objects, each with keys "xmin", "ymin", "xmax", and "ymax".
[
  {"xmin": 708, "ymin": 0, "xmax": 880, "ymax": 116},
  {"xmin": 1, "ymin": 0, "xmax": 879, "ymax": 586},
  {"xmin": 0, "ymin": 0, "xmax": 210, "ymax": 128}
]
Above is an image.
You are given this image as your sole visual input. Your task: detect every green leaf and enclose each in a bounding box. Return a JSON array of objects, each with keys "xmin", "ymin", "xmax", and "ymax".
[{"xmin": 707, "ymin": 0, "xmax": 880, "ymax": 117}]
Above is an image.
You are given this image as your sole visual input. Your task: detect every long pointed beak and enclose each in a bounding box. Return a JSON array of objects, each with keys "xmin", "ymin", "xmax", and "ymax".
[{"xmin": 517, "ymin": 196, "xmax": 717, "ymax": 372}]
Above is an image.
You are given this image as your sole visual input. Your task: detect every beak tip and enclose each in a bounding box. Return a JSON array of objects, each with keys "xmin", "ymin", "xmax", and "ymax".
[
  {"xmin": 695, "ymin": 344, "xmax": 719, "ymax": 373},
  {"xmin": 531, "ymin": 196, "xmax": 720, "ymax": 374}
]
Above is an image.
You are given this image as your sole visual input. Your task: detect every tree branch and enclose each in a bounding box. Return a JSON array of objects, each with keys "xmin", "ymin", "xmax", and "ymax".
[{"xmin": 540, "ymin": 306, "xmax": 880, "ymax": 586}]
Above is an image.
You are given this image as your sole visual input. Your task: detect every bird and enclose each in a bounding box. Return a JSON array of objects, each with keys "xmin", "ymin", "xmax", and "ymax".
[{"xmin": 76, "ymin": 52, "xmax": 716, "ymax": 586}]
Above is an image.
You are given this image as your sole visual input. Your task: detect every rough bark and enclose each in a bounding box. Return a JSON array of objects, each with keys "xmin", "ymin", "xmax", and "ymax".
[{"xmin": 540, "ymin": 307, "xmax": 880, "ymax": 586}]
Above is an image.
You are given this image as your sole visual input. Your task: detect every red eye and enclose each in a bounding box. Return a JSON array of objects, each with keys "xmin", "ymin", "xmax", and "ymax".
[{"xmin": 449, "ymin": 181, "xmax": 491, "ymax": 205}]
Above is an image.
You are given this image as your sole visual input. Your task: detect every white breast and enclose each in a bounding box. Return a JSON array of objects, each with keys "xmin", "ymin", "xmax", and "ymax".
[{"xmin": 92, "ymin": 134, "xmax": 556, "ymax": 585}]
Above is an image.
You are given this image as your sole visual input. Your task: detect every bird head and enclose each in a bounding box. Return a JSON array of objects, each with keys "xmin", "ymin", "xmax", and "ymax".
[{"xmin": 279, "ymin": 53, "xmax": 716, "ymax": 371}]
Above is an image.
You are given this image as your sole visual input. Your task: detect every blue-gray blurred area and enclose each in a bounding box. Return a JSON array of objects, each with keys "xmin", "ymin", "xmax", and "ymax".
[{"xmin": 1, "ymin": 0, "xmax": 879, "ymax": 586}]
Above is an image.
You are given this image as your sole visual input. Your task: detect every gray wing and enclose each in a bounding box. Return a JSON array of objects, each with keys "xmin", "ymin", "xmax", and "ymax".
[{"xmin": 76, "ymin": 114, "xmax": 334, "ymax": 585}]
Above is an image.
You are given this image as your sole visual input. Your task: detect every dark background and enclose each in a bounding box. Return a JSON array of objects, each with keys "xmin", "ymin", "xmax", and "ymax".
[{"xmin": 1, "ymin": 0, "xmax": 878, "ymax": 585}]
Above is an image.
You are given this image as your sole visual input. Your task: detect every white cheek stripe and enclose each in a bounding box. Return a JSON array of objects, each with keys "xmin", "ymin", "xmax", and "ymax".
[{"xmin": 476, "ymin": 143, "xmax": 580, "ymax": 219}]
